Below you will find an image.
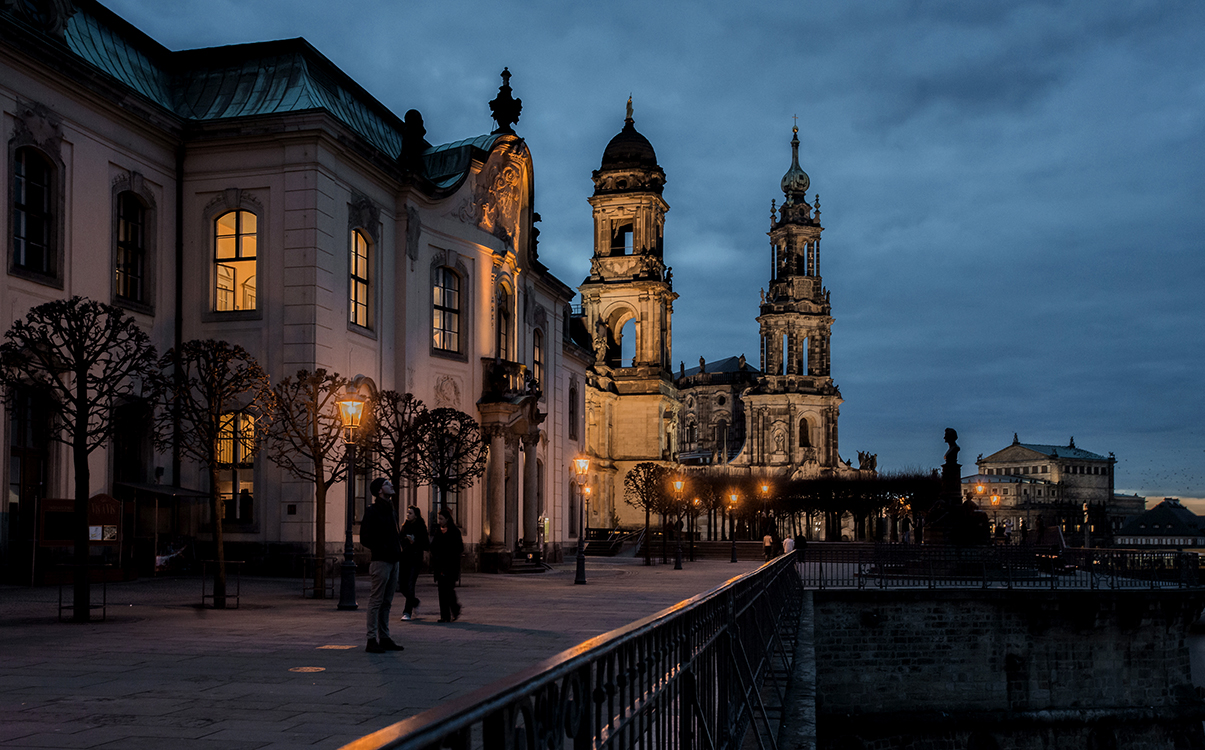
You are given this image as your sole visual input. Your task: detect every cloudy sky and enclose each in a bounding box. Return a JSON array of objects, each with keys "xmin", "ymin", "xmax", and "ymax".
[{"xmin": 104, "ymin": 0, "xmax": 1205, "ymax": 505}]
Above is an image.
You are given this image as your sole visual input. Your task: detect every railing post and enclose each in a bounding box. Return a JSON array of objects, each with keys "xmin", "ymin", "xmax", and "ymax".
[{"xmin": 680, "ymin": 635, "xmax": 696, "ymax": 750}]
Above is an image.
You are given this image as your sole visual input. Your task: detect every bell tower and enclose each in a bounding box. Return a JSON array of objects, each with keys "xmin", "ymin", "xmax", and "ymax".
[
  {"xmin": 735, "ymin": 125, "xmax": 843, "ymax": 473},
  {"xmin": 579, "ymin": 99, "xmax": 675, "ymax": 373},
  {"xmin": 580, "ymin": 101, "xmax": 680, "ymax": 526}
]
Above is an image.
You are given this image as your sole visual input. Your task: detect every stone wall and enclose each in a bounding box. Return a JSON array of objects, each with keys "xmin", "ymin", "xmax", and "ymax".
[{"xmin": 809, "ymin": 589, "xmax": 1205, "ymax": 749}]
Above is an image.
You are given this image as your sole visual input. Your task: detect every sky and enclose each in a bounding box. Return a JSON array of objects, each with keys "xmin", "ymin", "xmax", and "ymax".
[{"xmin": 103, "ymin": 0, "xmax": 1205, "ymax": 508}]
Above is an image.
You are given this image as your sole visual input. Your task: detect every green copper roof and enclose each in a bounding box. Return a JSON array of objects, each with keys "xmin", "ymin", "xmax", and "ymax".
[{"xmin": 52, "ymin": 0, "xmax": 496, "ymax": 178}]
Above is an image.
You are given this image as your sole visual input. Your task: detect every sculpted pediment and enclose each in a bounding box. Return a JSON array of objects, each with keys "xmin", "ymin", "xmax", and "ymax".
[
  {"xmin": 474, "ymin": 142, "xmax": 530, "ymax": 250},
  {"xmin": 983, "ymin": 445, "xmax": 1047, "ymax": 463}
]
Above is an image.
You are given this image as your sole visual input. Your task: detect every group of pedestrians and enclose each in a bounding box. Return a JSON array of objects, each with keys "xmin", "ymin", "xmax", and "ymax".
[{"xmin": 360, "ymin": 478, "xmax": 464, "ymax": 654}]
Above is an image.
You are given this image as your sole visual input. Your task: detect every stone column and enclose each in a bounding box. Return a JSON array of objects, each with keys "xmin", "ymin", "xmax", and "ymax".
[
  {"xmin": 485, "ymin": 425, "xmax": 507, "ymax": 547},
  {"xmin": 521, "ymin": 431, "xmax": 540, "ymax": 552}
]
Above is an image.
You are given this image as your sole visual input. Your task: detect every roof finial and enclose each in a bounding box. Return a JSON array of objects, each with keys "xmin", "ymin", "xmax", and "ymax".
[
  {"xmin": 793, "ymin": 113, "xmax": 798, "ymax": 132},
  {"xmin": 626, "ymin": 96, "xmax": 633, "ymax": 122},
  {"xmin": 489, "ymin": 67, "xmax": 522, "ymax": 134}
]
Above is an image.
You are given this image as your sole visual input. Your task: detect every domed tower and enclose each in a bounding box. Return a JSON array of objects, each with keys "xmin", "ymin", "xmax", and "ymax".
[
  {"xmin": 580, "ymin": 99, "xmax": 675, "ymax": 373},
  {"xmin": 579, "ymin": 100, "xmax": 680, "ymax": 526},
  {"xmin": 736, "ymin": 125, "xmax": 843, "ymax": 474}
]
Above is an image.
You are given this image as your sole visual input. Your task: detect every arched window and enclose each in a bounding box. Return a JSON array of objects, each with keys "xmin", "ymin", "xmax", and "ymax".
[
  {"xmin": 611, "ymin": 222, "xmax": 633, "ymax": 255},
  {"xmin": 532, "ymin": 329, "xmax": 544, "ymax": 388},
  {"xmin": 349, "ymin": 229, "xmax": 371, "ymax": 328},
  {"xmin": 13, "ymin": 146, "xmax": 55, "ymax": 277},
  {"xmin": 496, "ymin": 286, "xmax": 512, "ymax": 360},
  {"xmin": 800, "ymin": 418, "xmax": 811, "ymax": 448},
  {"xmin": 214, "ymin": 210, "xmax": 257, "ymax": 312},
  {"xmin": 433, "ymin": 267, "xmax": 460, "ymax": 352},
  {"xmin": 716, "ymin": 419, "xmax": 728, "ymax": 457},
  {"xmin": 115, "ymin": 192, "xmax": 147, "ymax": 303}
]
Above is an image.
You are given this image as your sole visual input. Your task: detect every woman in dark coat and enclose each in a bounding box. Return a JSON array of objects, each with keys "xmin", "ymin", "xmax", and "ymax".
[{"xmin": 430, "ymin": 508, "xmax": 463, "ymax": 622}]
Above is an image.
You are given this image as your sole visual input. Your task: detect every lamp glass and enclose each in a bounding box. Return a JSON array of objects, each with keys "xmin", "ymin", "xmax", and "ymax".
[
  {"xmin": 574, "ymin": 456, "xmax": 590, "ymax": 476},
  {"xmin": 337, "ymin": 394, "xmax": 365, "ymax": 429}
]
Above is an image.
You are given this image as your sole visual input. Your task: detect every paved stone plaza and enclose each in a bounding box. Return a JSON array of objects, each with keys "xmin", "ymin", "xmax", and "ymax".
[{"xmin": 0, "ymin": 557, "xmax": 761, "ymax": 750}]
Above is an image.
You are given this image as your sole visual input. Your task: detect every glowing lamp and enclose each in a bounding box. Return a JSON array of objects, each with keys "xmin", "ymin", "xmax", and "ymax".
[
  {"xmin": 673, "ymin": 479, "xmax": 684, "ymax": 492},
  {"xmin": 574, "ymin": 456, "xmax": 590, "ymax": 477},
  {"xmin": 337, "ymin": 391, "xmax": 366, "ymax": 431}
]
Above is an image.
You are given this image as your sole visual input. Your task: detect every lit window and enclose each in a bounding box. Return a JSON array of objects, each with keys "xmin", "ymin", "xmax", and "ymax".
[
  {"xmin": 433, "ymin": 267, "xmax": 460, "ymax": 352},
  {"xmin": 215, "ymin": 210, "xmax": 257, "ymax": 311},
  {"xmin": 533, "ymin": 329, "xmax": 544, "ymax": 388},
  {"xmin": 13, "ymin": 147, "xmax": 54, "ymax": 276},
  {"xmin": 115, "ymin": 192, "xmax": 146, "ymax": 303},
  {"xmin": 217, "ymin": 412, "xmax": 256, "ymax": 524},
  {"xmin": 350, "ymin": 230, "xmax": 371, "ymax": 328}
]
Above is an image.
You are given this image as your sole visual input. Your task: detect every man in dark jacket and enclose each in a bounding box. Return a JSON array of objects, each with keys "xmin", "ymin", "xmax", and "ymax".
[
  {"xmin": 399, "ymin": 505, "xmax": 429, "ymax": 620},
  {"xmin": 360, "ymin": 478, "xmax": 403, "ymax": 653}
]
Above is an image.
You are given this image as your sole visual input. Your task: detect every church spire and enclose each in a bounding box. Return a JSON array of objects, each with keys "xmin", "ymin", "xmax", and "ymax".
[{"xmin": 780, "ymin": 125, "xmax": 810, "ymax": 205}]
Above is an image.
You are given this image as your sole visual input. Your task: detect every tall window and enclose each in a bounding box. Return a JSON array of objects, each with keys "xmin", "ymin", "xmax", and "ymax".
[
  {"xmin": 496, "ymin": 287, "xmax": 512, "ymax": 360},
  {"xmin": 216, "ymin": 411, "xmax": 256, "ymax": 524},
  {"xmin": 433, "ymin": 267, "xmax": 460, "ymax": 352},
  {"xmin": 215, "ymin": 210, "xmax": 257, "ymax": 312},
  {"xmin": 350, "ymin": 230, "xmax": 371, "ymax": 328},
  {"xmin": 715, "ymin": 420, "xmax": 728, "ymax": 457},
  {"xmin": 568, "ymin": 385, "xmax": 579, "ymax": 441},
  {"xmin": 115, "ymin": 192, "xmax": 146, "ymax": 303},
  {"xmin": 532, "ymin": 330, "xmax": 544, "ymax": 388},
  {"xmin": 13, "ymin": 147, "xmax": 54, "ymax": 276},
  {"xmin": 799, "ymin": 418, "xmax": 811, "ymax": 448}
]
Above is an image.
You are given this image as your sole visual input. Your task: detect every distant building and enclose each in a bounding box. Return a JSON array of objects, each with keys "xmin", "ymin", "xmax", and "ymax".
[
  {"xmin": 1115, "ymin": 498, "xmax": 1205, "ymax": 548},
  {"xmin": 962, "ymin": 435, "xmax": 1144, "ymax": 546}
]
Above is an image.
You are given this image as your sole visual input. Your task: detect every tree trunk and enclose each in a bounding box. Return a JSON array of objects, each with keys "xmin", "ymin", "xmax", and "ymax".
[
  {"xmin": 209, "ymin": 465, "xmax": 227, "ymax": 608},
  {"xmin": 72, "ymin": 408, "xmax": 91, "ymax": 623},
  {"xmin": 644, "ymin": 505, "xmax": 651, "ymax": 566},
  {"xmin": 314, "ymin": 477, "xmax": 326, "ymax": 599}
]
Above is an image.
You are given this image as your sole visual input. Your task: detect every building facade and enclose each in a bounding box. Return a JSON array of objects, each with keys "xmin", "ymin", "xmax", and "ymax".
[
  {"xmin": 961, "ymin": 435, "xmax": 1144, "ymax": 545},
  {"xmin": 578, "ymin": 116, "xmax": 863, "ymax": 528},
  {"xmin": 0, "ymin": 1, "xmax": 584, "ymax": 581}
]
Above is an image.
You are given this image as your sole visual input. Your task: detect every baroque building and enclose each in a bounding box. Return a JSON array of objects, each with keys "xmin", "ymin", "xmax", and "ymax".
[
  {"xmin": 0, "ymin": 0, "xmax": 586, "ymax": 581},
  {"xmin": 580, "ymin": 116, "xmax": 863, "ymax": 528}
]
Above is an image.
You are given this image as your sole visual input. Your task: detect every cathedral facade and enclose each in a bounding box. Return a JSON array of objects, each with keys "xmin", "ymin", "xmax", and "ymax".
[{"xmin": 580, "ymin": 115, "xmax": 863, "ymax": 527}]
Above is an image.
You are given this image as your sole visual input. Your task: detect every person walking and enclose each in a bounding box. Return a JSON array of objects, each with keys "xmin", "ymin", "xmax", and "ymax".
[
  {"xmin": 430, "ymin": 507, "xmax": 463, "ymax": 623},
  {"xmin": 399, "ymin": 505, "xmax": 429, "ymax": 621},
  {"xmin": 360, "ymin": 478, "xmax": 404, "ymax": 653},
  {"xmin": 763, "ymin": 531, "xmax": 774, "ymax": 561}
]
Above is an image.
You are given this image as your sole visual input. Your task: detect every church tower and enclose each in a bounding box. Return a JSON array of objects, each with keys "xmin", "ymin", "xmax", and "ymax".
[
  {"xmin": 735, "ymin": 125, "xmax": 844, "ymax": 474},
  {"xmin": 580, "ymin": 101, "xmax": 679, "ymax": 524}
]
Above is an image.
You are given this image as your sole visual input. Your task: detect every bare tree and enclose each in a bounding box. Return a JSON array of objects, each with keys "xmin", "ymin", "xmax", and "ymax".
[
  {"xmin": 624, "ymin": 462, "xmax": 670, "ymax": 566},
  {"xmin": 409, "ymin": 408, "xmax": 487, "ymax": 515},
  {"xmin": 158, "ymin": 340, "xmax": 273, "ymax": 608},
  {"xmin": 0, "ymin": 296, "xmax": 158, "ymax": 621},
  {"xmin": 262, "ymin": 369, "xmax": 349, "ymax": 598},
  {"xmin": 364, "ymin": 390, "xmax": 428, "ymax": 499}
]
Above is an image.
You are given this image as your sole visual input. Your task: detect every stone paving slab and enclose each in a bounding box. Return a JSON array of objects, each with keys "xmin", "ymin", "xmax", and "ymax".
[{"xmin": 0, "ymin": 556, "xmax": 760, "ymax": 749}]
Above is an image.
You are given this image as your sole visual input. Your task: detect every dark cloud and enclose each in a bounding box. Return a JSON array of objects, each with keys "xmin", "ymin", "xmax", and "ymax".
[{"xmin": 104, "ymin": 0, "xmax": 1205, "ymax": 500}]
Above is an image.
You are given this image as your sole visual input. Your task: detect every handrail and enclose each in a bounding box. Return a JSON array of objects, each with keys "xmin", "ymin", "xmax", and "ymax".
[
  {"xmin": 798, "ymin": 543, "xmax": 1202, "ymax": 590},
  {"xmin": 341, "ymin": 553, "xmax": 803, "ymax": 750}
]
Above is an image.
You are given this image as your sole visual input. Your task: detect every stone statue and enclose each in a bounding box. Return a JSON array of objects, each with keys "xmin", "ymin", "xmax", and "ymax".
[
  {"xmin": 592, "ymin": 319, "xmax": 608, "ymax": 363},
  {"xmin": 944, "ymin": 428, "xmax": 959, "ymax": 465},
  {"xmin": 738, "ymin": 354, "xmax": 746, "ymax": 370},
  {"xmin": 698, "ymin": 356, "xmax": 706, "ymax": 374},
  {"xmin": 760, "ymin": 288, "xmax": 765, "ymax": 304}
]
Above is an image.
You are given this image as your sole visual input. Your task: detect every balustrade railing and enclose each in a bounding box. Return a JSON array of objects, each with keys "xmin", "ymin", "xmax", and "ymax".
[
  {"xmin": 341, "ymin": 553, "xmax": 803, "ymax": 750},
  {"xmin": 798, "ymin": 543, "xmax": 1202, "ymax": 590}
]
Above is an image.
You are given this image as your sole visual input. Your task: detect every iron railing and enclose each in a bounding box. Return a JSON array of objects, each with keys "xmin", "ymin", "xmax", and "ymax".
[
  {"xmin": 341, "ymin": 553, "xmax": 803, "ymax": 750},
  {"xmin": 798, "ymin": 543, "xmax": 1202, "ymax": 590}
]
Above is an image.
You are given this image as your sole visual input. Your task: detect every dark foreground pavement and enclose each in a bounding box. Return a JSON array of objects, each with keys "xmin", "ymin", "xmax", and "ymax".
[{"xmin": 0, "ymin": 557, "xmax": 762, "ymax": 750}]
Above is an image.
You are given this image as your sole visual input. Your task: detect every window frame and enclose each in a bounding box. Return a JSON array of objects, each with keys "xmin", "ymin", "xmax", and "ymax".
[
  {"xmin": 111, "ymin": 176, "xmax": 157, "ymax": 314},
  {"xmin": 216, "ymin": 410, "xmax": 258, "ymax": 529},
  {"xmin": 213, "ymin": 209, "xmax": 259, "ymax": 314},
  {"xmin": 349, "ymin": 228, "xmax": 372, "ymax": 331},
  {"xmin": 9, "ymin": 144, "xmax": 64, "ymax": 287},
  {"xmin": 532, "ymin": 328, "xmax": 544, "ymax": 391},
  {"xmin": 432, "ymin": 265, "xmax": 464, "ymax": 357},
  {"xmin": 568, "ymin": 382, "xmax": 579, "ymax": 442},
  {"xmin": 496, "ymin": 284, "xmax": 513, "ymax": 361}
]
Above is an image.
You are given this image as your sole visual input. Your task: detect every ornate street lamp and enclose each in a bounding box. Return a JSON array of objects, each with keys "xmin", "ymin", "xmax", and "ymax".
[
  {"xmin": 573, "ymin": 455, "xmax": 591, "ymax": 585},
  {"xmin": 673, "ymin": 478, "xmax": 684, "ymax": 570},
  {"xmin": 690, "ymin": 498, "xmax": 699, "ymax": 562},
  {"xmin": 729, "ymin": 493, "xmax": 739, "ymax": 563},
  {"xmin": 336, "ymin": 383, "xmax": 367, "ymax": 611},
  {"xmin": 760, "ymin": 482, "xmax": 770, "ymax": 538}
]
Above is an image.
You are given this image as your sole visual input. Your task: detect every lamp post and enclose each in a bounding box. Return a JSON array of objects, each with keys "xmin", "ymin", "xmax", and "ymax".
[
  {"xmin": 760, "ymin": 483, "xmax": 769, "ymax": 539},
  {"xmin": 573, "ymin": 455, "xmax": 590, "ymax": 585},
  {"xmin": 729, "ymin": 493, "xmax": 739, "ymax": 563},
  {"xmin": 690, "ymin": 498, "xmax": 699, "ymax": 562},
  {"xmin": 673, "ymin": 478, "xmax": 684, "ymax": 570},
  {"xmin": 336, "ymin": 385, "xmax": 367, "ymax": 611}
]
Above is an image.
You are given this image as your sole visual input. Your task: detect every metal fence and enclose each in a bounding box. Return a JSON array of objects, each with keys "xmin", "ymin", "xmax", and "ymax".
[
  {"xmin": 798, "ymin": 543, "xmax": 1202, "ymax": 590},
  {"xmin": 341, "ymin": 553, "xmax": 803, "ymax": 750}
]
